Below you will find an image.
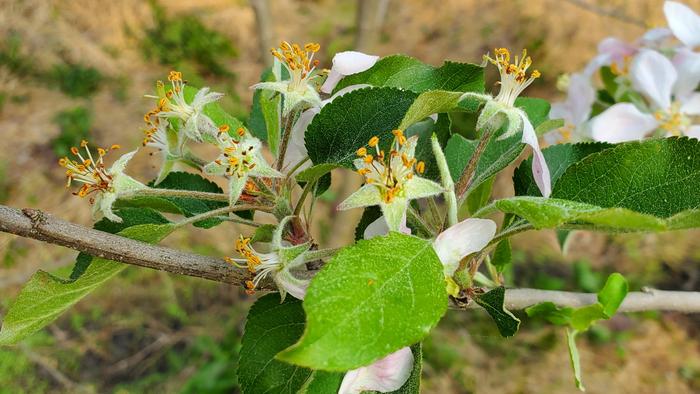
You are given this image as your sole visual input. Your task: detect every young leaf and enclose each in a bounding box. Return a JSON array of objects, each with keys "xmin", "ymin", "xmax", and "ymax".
[
  {"xmin": 277, "ymin": 232, "xmax": 447, "ymax": 370},
  {"xmin": 334, "ymin": 55, "xmax": 484, "ymax": 94},
  {"xmin": 473, "ymin": 286, "xmax": 521, "ymax": 337},
  {"xmin": 566, "ymin": 329, "xmax": 585, "ymax": 391},
  {"xmin": 597, "ymin": 273, "xmax": 628, "ymax": 318},
  {"xmin": 398, "ymin": 90, "xmax": 463, "ymax": 130},
  {"xmin": 0, "ymin": 219, "xmax": 175, "ymax": 345},
  {"xmin": 247, "ymin": 68, "xmax": 282, "ymax": 152},
  {"xmin": 305, "ymin": 87, "xmax": 417, "ymax": 168},
  {"xmin": 238, "ymin": 293, "xmax": 313, "ymax": 394},
  {"xmin": 525, "ymin": 302, "xmax": 574, "ymax": 326},
  {"xmin": 491, "ymin": 239, "xmax": 512, "ymax": 273}
]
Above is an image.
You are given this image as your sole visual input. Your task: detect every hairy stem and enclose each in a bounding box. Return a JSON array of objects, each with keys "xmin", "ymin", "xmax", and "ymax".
[
  {"xmin": 120, "ymin": 188, "xmax": 229, "ymax": 202},
  {"xmin": 176, "ymin": 204, "xmax": 271, "ymax": 227},
  {"xmin": 454, "ymin": 127, "xmax": 495, "ymax": 199},
  {"xmin": 275, "ymin": 111, "xmax": 298, "ymax": 171}
]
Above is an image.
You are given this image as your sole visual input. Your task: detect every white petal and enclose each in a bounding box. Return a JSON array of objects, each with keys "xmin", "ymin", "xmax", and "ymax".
[
  {"xmin": 203, "ymin": 161, "xmax": 226, "ymax": 176},
  {"xmin": 432, "ymin": 218, "xmax": 497, "ymax": 276},
  {"xmin": 320, "ymin": 51, "xmax": 379, "ymax": 93},
  {"xmin": 250, "ymin": 81, "xmax": 290, "ymax": 94},
  {"xmin": 630, "ymin": 49, "xmax": 677, "ymax": 109},
  {"xmin": 364, "ymin": 216, "xmax": 389, "ymax": 239},
  {"xmin": 283, "ymin": 108, "xmax": 319, "ymax": 171},
  {"xmin": 338, "ymin": 347, "xmax": 414, "ymax": 394},
  {"xmin": 664, "ymin": 1, "xmax": 700, "ymax": 48},
  {"xmin": 681, "ymin": 93, "xmax": 700, "ymax": 115},
  {"xmin": 520, "ymin": 113, "xmax": 551, "ymax": 198},
  {"xmin": 590, "ymin": 103, "xmax": 659, "ymax": 143},
  {"xmin": 641, "ymin": 27, "xmax": 673, "ymax": 44},
  {"xmin": 98, "ymin": 192, "xmax": 121, "ymax": 223},
  {"xmin": 686, "ymin": 125, "xmax": 700, "ymax": 139},
  {"xmin": 566, "ymin": 73, "xmax": 596, "ymax": 126},
  {"xmin": 275, "ymin": 269, "xmax": 310, "ymax": 301},
  {"xmin": 672, "ymin": 47, "xmax": 700, "ymax": 99},
  {"xmin": 584, "ymin": 37, "xmax": 637, "ymax": 76},
  {"xmin": 337, "ymin": 184, "xmax": 381, "ymax": 211},
  {"xmin": 322, "ymin": 84, "xmax": 372, "ymax": 106},
  {"xmin": 250, "ymin": 156, "xmax": 284, "ymax": 178}
]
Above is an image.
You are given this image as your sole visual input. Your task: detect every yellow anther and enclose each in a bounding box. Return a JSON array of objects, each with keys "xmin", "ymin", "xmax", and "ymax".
[
  {"xmin": 237, "ymin": 127, "xmax": 246, "ymax": 137},
  {"xmin": 356, "ymin": 147, "xmax": 367, "ymax": 156},
  {"xmin": 416, "ymin": 161, "xmax": 425, "ymax": 174},
  {"xmin": 363, "ymin": 155, "xmax": 374, "ymax": 164},
  {"xmin": 219, "ymin": 124, "xmax": 230, "ymax": 133},
  {"xmin": 368, "ymin": 136, "xmax": 380, "ymax": 147}
]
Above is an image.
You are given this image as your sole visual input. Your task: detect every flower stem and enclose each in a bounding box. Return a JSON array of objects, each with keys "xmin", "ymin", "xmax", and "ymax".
[
  {"xmin": 287, "ymin": 156, "xmax": 310, "ymax": 177},
  {"xmin": 431, "ymin": 134, "xmax": 458, "ymax": 227},
  {"xmin": 175, "ymin": 204, "xmax": 271, "ymax": 227},
  {"xmin": 121, "ymin": 188, "xmax": 229, "ymax": 202},
  {"xmin": 454, "ymin": 126, "xmax": 495, "ymax": 200},
  {"xmin": 293, "ymin": 179, "xmax": 316, "ymax": 216},
  {"xmin": 275, "ymin": 110, "xmax": 299, "ymax": 171}
]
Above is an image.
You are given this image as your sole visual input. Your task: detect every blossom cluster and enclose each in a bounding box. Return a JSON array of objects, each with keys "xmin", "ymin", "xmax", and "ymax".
[{"xmin": 547, "ymin": 0, "xmax": 700, "ymax": 144}]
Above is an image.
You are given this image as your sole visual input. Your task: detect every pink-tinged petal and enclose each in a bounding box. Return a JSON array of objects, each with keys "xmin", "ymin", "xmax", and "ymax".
[
  {"xmin": 551, "ymin": 73, "xmax": 595, "ymax": 127},
  {"xmin": 686, "ymin": 125, "xmax": 700, "ymax": 139},
  {"xmin": 591, "ymin": 103, "xmax": 658, "ymax": 143},
  {"xmin": 584, "ymin": 37, "xmax": 637, "ymax": 76},
  {"xmin": 520, "ymin": 113, "xmax": 552, "ymax": 197},
  {"xmin": 338, "ymin": 347, "xmax": 414, "ymax": 394},
  {"xmin": 640, "ymin": 27, "xmax": 673, "ymax": 44},
  {"xmin": 664, "ymin": 1, "xmax": 700, "ymax": 48},
  {"xmin": 630, "ymin": 49, "xmax": 677, "ymax": 109},
  {"xmin": 275, "ymin": 270, "xmax": 310, "ymax": 301},
  {"xmin": 672, "ymin": 47, "xmax": 700, "ymax": 99},
  {"xmin": 681, "ymin": 93, "xmax": 700, "ymax": 115},
  {"xmin": 432, "ymin": 218, "xmax": 497, "ymax": 276},
  {"xmin": 320, "ymin": 51, "xmax": 379, "ymax": 93}
]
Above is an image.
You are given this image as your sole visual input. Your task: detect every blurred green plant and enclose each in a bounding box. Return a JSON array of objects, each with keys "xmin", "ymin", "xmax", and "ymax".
[
  {"xmin": 47, "ymin": 63, "xmax": 103, "ymax": 98},
  {"xmin": 142, "ymin": 0, "xmax": 238, "ymax": 77},
  {"xmin": 51, "ymin": 106, "xmax": 92, "ymax": 158}
]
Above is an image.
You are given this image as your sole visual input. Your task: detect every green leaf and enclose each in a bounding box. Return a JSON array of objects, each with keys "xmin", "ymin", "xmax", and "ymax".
[
  {"xmin": 277, "ymin": 232, "xmax": 447, "ymax": 370},
  {"xmin": 0, "ymin": 220, "xmax": 175, "ymax": 345},
  {"xmin": 405, "ymin": 114, "xmax": 451, "ymax": 181},
  {"xmin": 515, "ymin": 97, "xmax": 551, "ymax": 128},
  {"xmin": 525, "ymin": 302, "xmax": 574, "ymax": 326},
  {"xmin": 465, "ymin": 175, "xmax": 495, "ymax": 215},
  {"xmin": 247, "ymin": 68, "xmax": 282, "ymax": 152},
  {"xmin": 444, "ymin": 132, "xmax": 522, "ymax": 193},
  {"xmin": 473, "ymin": 287, "xmax": 521, "ymax": 337},
  {"xmin": 398, "ymin": 90, "xmax": 463, "ymax": 130},
  {"xmin": 554, "ymin": 137, "xmax": 700, "ymax": 217},
  {"xmin": 237, "ymin": 293, "xmax": 313, "ymax": 394},
  {"xmin": 387, "ymin": 343, "xmax": 423, "ymax": 394},
  {"xmin": 566, "ymin": 329, "xmax": 585, "ymax": 391},
  {"xmin": 296, "ymin": 163, "xmax": 341, "ymax": 184},
  {"xmin": 301, "ymin": 371, "xmax": 343, "ymax": 393},
  {"xmin": 570, "ymin": 304, "xmax": 607, "ymax": 331},
  {"xmin": 514, "ymin": 142, "xmax": 613, "ymax": 197},
  {"xmin": 556, "ymin": 229, "xmax": 573, "ymax": 254},
  {"xmin": 354, "ymin": 206, "xmax": 383, "ymax": 241},
  {"xmin": 597, "ymin": 273, "xmax": 628, "ymax": 317},
  {"xmin": 122, "ymin": 171, "xmax": 233, "ymax": 228},
  {"xmin": 535, "ymin": 118, "xmax": 565, "ymax": 136},
  {"xmin": 491, "ymin": 196, "xmax": 700, "ymax": 232},
  {"xmin": 491, "ymin": 239, "xmax": 512, "ymax": 273},
  {"xmin": 305, "ymin": 87, "xmax": 417, "ymax": 168},
  {"xmin": 334, "ymin": 55, "xmax": 484, "ymax": 94},
  {"xmin": 251, "ymin": 224, "xmax": 276, "ymax": 243}
]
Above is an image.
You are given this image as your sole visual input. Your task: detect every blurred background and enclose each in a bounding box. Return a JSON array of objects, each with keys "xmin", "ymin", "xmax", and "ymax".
[{"xmin": 1, "ymin": 0, "xmax": 699, "ymax": 392}]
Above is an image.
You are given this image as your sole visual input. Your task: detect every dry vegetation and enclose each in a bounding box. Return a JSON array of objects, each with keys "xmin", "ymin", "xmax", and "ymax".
[{"xmin": 0, "ymin": 0, "xmax": 699, "ymax": 392}]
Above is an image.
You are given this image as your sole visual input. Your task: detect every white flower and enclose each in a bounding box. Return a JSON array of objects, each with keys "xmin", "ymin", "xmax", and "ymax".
[
  {"xmin": 204, "ymin": 131, "xmax": 283, "ymax": 205},
  {"xmin": 462, "ymin": 48, "xmax": 552, "ymax": 197},
  {"xmin": 153, "ymin": 71, "xmax": 224, "ymax": 143},
  {"xmin": 591, "ymin": 49, "xmax": 700, "ymax": 142},
  {"xmin": 337, "ymin": 131, "xmax": 443, "ymax": 231},
  {"xmin": 141, "ymin": 118, "xmax": 182, "ymax": 185},
  {"xmin": 59, "ymin": 141, "xmax": 145, "ymax": 223},
  {"xmin": 338, "ymin": 347, "xmax": 414, "ymax": 394},
  {"xmin": 251, "ymin": 42, "xmax": 323, "ymax": 117},
  {"xmin": 227, "ymin": 217, "xmax": 311, "ymax": 300},
  {"xmin": 320, "ymin": 51, "xmax": 379, "ymax": 94},
  {"xmin": 432, "ymin": 218, "xmax": 497, "ymax": 276},
  {"xmin": 664, "ymin": 0, "xmax": 700, "ymax": 48},
  {"xmin": 546, "ymin": 73, "xmax": 596, "ymax": 144}
]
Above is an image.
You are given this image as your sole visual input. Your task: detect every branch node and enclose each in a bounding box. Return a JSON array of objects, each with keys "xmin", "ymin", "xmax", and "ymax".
[{"xmin": 22, "ymin": 208, "xmax": 47, "ymax": 229}]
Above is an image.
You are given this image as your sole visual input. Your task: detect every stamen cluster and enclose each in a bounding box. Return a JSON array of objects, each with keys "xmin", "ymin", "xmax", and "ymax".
[
  {"xmin": 271, "ymin": 41, "xmax": 321, "ymax": 78},
  {"xmin": 213, "ymin": 128, "xmax": 259, "ymax": 177},
  {"xmin": 142, "ymin": 71, "xmax": 185, "ymax": 146},
  {"xmin": 58, "ymin": 140, "xmax": 120, "ymax": 201},
  {"xmin": 355, "ymin": 130, "xmax": 425, "ymax": 204},
  {"xmin": 486, "ymin": 48, "xmax": 541, "ymax": 106},
  {"xmin": 226, "ymin": 235, "xmax": 278, "ymax": 295},
  {"xmin": 655, "ymin": 102, "xmax": 691, "ymax": 135}
]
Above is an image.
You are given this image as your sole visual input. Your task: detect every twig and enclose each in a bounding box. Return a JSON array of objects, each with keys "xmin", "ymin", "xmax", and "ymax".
[
  {"xmin": 120, "ymin": 188, "xmax": 229, "ymax": 202},
  {"xmin": 175, "ymin": 204, "xmax": 270, "ymax": 227},
  {"xmin": 3, "ymin": 203, "xmax": 700, "ymax": 313},
  {"xmin": 454, "ymin": 128, "xmax": 494, "ymax": 199},
  {"xmin": 561, "ymin": 0, "xmax": 647, "ymax": 28},
  {"xmin": 461, "ymin": 288, "xmax": 700, "ymax": 314},
  {"xmin": 0, "ymin": 205, "xmax": 261, "ymax": 287}
]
